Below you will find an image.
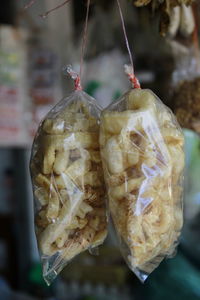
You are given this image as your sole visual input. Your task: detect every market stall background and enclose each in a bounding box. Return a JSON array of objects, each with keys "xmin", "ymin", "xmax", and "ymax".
[{"xmin": 0, "ymin": 0, "xmax": 200, "ymax": 299}]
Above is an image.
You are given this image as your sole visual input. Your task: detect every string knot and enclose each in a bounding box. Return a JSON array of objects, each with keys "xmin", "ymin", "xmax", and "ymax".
[
  {"xmin": 74, "ymin": 76, "xmax": 82, "ymax": 91},
  {"xmin": 63, "ymin": 65, "xmax": 82, "ymax": 91},
  {"xmin": 124, "ymin": 65, "xmax": 140, "ymax": 89}
]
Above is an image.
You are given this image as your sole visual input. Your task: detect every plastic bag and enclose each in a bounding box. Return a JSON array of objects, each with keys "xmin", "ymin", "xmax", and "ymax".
[
  {"xmin": 30, "ymin": 89, "xmax": 107, "ymax": 285},
  {"xmin": 100, "ymin": 88, "xmax": 184, "ymax": 281}
]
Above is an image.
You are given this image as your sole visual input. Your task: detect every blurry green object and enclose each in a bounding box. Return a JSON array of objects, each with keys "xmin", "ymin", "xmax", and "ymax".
[
  {"xmin": 182, "ymin": 129, "xmax": 200, "ymax": 262},
  {"xmin": 29, "ymin": 263, "xmax": 46, "ymax": 287},
  {"xmin": 85, "ymin": 81, "xmax": 101, "ymax": 97},
  {"xmin": 143, "ymin": 252, "xmax": 200, "ymax": 300},
  {"xmin": 28, "ymin": 263, "xmax": 55, "ymax": 297}
]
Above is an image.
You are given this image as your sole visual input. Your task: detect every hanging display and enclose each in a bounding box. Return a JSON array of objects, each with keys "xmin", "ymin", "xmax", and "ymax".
[{"xmin": 28, "ymin": 0, "xmax": 185, "ymax": 285}]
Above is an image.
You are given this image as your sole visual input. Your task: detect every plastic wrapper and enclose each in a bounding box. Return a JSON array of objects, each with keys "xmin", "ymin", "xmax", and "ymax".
[
  {"xmin": 30, "ymin": 90, "xmax": 107, "ymax": 284},
  {"xmin": 100, "ymin": 88, "xmax": 184, "ymax": 281}
]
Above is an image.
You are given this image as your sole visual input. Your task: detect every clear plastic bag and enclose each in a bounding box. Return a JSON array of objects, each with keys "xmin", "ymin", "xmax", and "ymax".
[
  {"xmin": 30, "ymin": 90, "xmax": 107, "ymax": 285},
  {"xmin": 100, "ymin": 88, "xmax": 184, "ymax": 281}
]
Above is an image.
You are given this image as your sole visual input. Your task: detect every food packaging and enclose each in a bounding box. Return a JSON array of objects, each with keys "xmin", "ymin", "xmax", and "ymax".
[
  {"xmin": 30, "ymin": 89, "xmax": 107, "ymax": 284},
  {"xmin": 100, "ymin": 88, "xmax": 184, "ymax": 281}
]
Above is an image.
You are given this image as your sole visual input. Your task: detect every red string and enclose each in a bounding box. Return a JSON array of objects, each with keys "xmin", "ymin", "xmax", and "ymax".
[
  {"xmin": 116, "ymin": 0, "xmax": 140, "ymax": 89},
  {"xmin": 65, "ymin": 66, "xmax": 82, "ymax": 91},
  {"xmin": 124, "ymin": 65, "xmax": 140, "ymax": 89},
  {"xmin": 127, "ymin": 73, "xmax": 141, "ymax": 89},
  {"xmin": 74, "ymin": 77, "xmax": 82, "ymax": 91}
]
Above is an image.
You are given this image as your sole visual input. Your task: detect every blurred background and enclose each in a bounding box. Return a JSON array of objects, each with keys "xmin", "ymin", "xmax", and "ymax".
[{"xmin": 0, "ymin": 0, "xmax": 200, "ymax": 299}]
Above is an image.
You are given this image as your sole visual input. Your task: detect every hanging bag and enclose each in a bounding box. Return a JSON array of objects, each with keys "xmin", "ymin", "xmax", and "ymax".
[{"xmin": 100, "ymin": 0, "xmax": 185, "ymax": 281}]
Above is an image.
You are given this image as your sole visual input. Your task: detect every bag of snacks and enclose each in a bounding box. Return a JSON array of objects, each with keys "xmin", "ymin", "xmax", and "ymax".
[
  {"xmin": 30, "ymin": 72, "xmax": 107, "ymax": 284},
  {"xmin": 100, "ymin": 77, "xmax": 184, "ymax": 281}
]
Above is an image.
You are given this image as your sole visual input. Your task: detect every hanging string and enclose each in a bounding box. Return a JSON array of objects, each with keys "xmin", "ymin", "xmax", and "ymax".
[
  {"xmin": 40, "ymin": 0, "xmax": 71, "ymax": 19},
  {"xmin": 64, "ymin": 0, "xmax": 91, "ymax": 90},
  {"xmin": 24, "ymin": 0, "xmax": 37, "ymax": 10},
  {"xmin": 24, "ymin": 0, "xmax": 71, "ymax": 18},
  {"xmin": 79, "ymin": 0, "xmax": 90, "ymax": 82},
  {"xmin": 116, "ymin": 0, "xmax": 140, "ymax": 89}
]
